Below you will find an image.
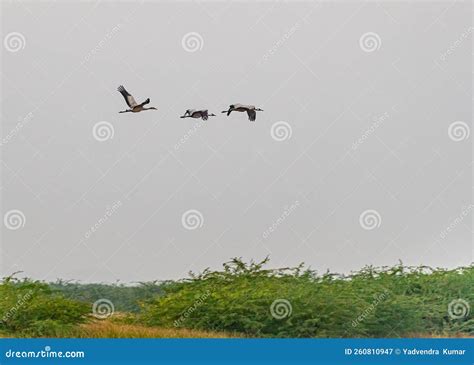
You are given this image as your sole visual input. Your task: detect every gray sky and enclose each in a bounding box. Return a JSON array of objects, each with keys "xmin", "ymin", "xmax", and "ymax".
[{"xmin": 1, "ymin": 1, "xmax": 472, "ymax": 283}]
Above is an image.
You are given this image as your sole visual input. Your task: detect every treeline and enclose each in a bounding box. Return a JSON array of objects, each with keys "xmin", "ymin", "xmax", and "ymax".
[{"xmin": 50, "ymin": 281, "xmax": 166, "ymax": 313}]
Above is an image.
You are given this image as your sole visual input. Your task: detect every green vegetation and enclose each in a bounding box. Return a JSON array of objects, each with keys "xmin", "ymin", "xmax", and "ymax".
[
  {"xmin": 0, "ymin": 276, "xmax": 89, "ymax": 337},
  {"xmin": 1, "ymin": 259, "xmax": 473, "ymax": 338},
  {"xmin": 139, "ymin": 258, "xmax": 474, "ymax": 338},
  {"xmin": 50, "ymin": 280, "xmax": 165, "ymax": 313}
]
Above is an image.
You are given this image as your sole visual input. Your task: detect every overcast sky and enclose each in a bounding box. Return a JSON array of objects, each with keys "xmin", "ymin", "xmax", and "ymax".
[{"xmin": 1, "ymin": 1, "xmax": 472, "ymax": 283}]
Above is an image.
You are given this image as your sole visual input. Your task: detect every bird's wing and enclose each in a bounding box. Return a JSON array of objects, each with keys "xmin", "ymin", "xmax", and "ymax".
[
  {"xmin": 117, "ymin": 85, "xmax": 138, "ymax": 108},
  {"xmin": 139, "ymin": 98, "xmax": 150, "ymax": 107},
  {"xmin": 247, "ymin": 109, "xmax": 256, "ymax": 121}
]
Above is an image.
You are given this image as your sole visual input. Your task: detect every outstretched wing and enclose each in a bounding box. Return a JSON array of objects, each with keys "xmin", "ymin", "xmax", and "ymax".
[
  {"xmin": 117, "ymin": 85, "xmax": 137, "ymax": 108},
  {"xmin": 247, "ymin": 109, "xmax": 256, "ymax": 121}
]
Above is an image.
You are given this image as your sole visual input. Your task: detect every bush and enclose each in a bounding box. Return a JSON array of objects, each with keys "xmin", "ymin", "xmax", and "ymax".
[
  {"xmin": 140, "ymin": 258, "xmax": 474, "ymax": 337},
  {"xmin": 0, "ymin": 276, "xmax": 89, "ymax": 337}
]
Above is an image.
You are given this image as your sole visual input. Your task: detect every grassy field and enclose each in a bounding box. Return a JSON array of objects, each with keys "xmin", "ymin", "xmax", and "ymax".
[
  {"xmin": 2, "ymin": 318, "xmax": 471, "ymax": 339},
  {"xmin": 1, "ymin": 318, "xmax": 235, "ymax": 339},
  {"xmin": 3, "ymin": 317, "xmax": 472, "ymax": 339},
  {"xmin": 1, "ymin": 259, "xmax": 473, "ymax": 338},
  {"xmin": 73, "ymin": 320, "xmax": 234, "ymax": 338}
]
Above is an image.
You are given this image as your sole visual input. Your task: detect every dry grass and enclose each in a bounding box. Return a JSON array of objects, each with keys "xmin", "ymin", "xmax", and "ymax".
[
  {"xmin": 71, "ymin": 320, "xmax": 239, "ymax": 338},
  {"xmin": 405, "ymin": 332, "xmax": 473, "ymax": 338},
  {"xmin": 1, "ymin": 316, "xmax": 470, "ymax": 339},
  {"xmin": 2, "ymin": 323, "xmax": 471, "ymax": 339}
]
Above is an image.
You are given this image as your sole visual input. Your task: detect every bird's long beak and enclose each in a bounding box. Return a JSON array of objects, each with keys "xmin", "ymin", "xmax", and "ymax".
[
  {"xmin": 180, "ymin": 115, "xmax": 186, "ymax": 118},
  {"xmin": 221, "ymin": 110, "xmax": 228, "ymax": 113},
  {"xmin": 209, "ymin": 114, "xmax": 216, "ymax": 117}
]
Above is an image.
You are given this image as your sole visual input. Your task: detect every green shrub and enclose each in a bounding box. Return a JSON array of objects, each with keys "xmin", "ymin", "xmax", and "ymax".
[
  {"xmin": 140, "ymin": 258, "xmax": 474, "ymax": 337},
  {"xmin": 0, "ymin": 276, "xmax": 89, "ymax": 337}
]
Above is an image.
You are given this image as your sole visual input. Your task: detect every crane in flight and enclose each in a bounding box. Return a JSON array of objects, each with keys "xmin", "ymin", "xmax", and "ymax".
[
  {"xmin": 180, "ymin": 109, "xmax": 216, "ymax": 120},
  {"xmin": 221, "ymin": 104, "xmax": 263, "ymax": 121},
  {"xmin": 117, "ymin": 85, "xmax": 157, "ymax": 113}
]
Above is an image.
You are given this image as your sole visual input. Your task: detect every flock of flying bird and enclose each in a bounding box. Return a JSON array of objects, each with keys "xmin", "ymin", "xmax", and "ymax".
[{"xmin": 117, "ymin": 85, "xmax": 264, "ymax": 121}]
